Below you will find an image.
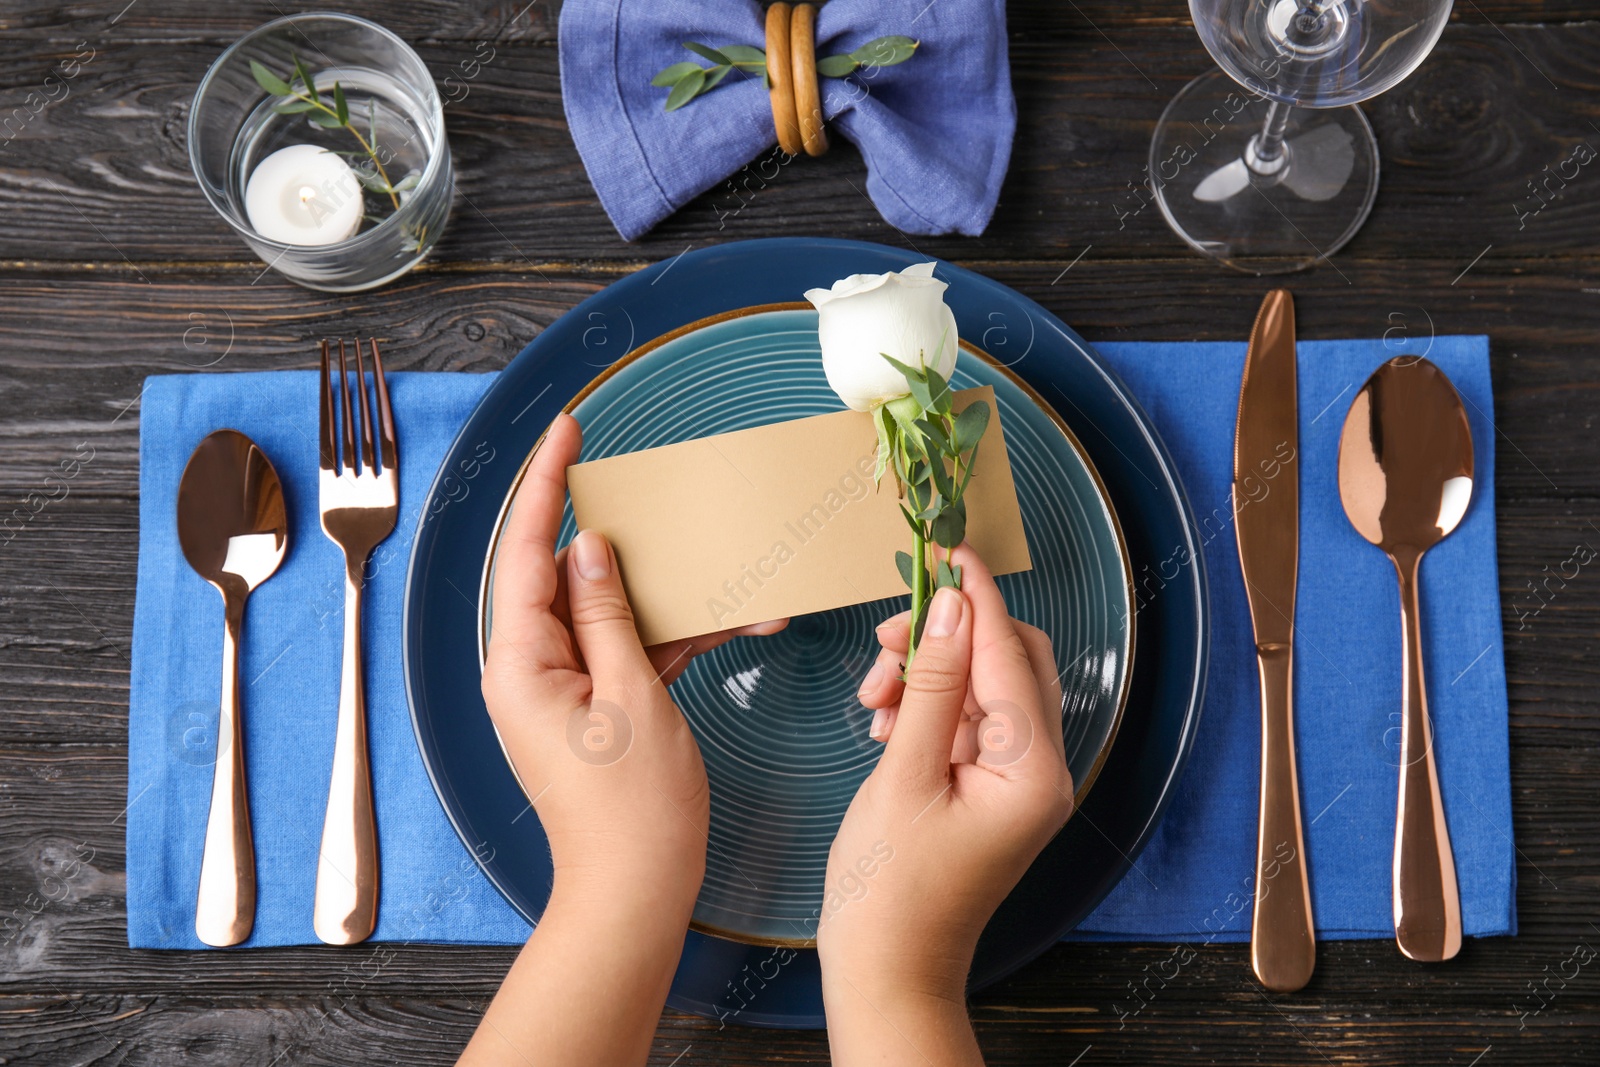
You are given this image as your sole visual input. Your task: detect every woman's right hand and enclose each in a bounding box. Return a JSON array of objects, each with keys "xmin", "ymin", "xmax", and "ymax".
[{"xmin": 818, "ymin": 545, "xmax": 1073, "ymax": 1065}]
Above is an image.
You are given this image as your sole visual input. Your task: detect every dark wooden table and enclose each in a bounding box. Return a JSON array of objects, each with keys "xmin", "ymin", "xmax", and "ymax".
[{"xmin": 3, "ymin": 1, "xmax": 1596, "ymax": 1063}]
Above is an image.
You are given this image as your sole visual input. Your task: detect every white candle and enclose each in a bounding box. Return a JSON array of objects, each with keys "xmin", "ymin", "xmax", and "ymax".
[{"xmin": 244, "ymin": 144, "xmax": 364, "ymax": 246}]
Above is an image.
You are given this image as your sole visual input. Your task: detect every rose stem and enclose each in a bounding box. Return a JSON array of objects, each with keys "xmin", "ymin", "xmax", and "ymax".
[{"xmin": 908, "ymin": 523, "xmax": 929, "ymax": 668}]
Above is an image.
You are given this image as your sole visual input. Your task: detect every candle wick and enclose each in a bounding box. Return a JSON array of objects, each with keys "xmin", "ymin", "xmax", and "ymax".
[{"xmin": 298, "ymin": 185, "xmax": 318, "ymax": 204}]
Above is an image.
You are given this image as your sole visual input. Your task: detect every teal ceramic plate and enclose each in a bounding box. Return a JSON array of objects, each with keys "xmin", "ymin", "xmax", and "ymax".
[{"xmin": 482, "ymin": 305, "xmax": 1132, "ymax": 947}]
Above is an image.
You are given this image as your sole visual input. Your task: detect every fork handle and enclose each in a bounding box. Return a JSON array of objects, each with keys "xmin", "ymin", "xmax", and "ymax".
[
  {"xmin": 315, "ymin": 561, "xmax": 380, "ymax": 945},
  {"xmin": 1393, "ymin": 550, "xmax": 1461, "ymax": 962}
]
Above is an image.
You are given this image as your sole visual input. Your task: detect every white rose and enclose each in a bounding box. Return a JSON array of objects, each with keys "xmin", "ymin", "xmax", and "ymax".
[{"xmin": 804, "ymin": 262, "xmax": 960, "ymax": 412}]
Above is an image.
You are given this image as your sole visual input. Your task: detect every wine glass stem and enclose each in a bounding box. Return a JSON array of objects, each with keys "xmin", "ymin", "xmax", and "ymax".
[{"xmin": 1247, "ymin": 100, "xmax": 1293, "ymax": 177}]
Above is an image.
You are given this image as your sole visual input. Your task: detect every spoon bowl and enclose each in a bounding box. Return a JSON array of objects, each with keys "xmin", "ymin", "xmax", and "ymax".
[
  {"xmin": 1337, "ymin": 356, "xmax": 1471, "ymax": 963},
  {"xmin": 1338, "ymin": 357, "xmax": 1474, "ymax": 556},
  {"xmin": 178, "ymin": 430, "xmax": 289, "ymax": 596},
  {"xmin": 177, "ymin": 429, "xmax": 288, "ymax": 946}
]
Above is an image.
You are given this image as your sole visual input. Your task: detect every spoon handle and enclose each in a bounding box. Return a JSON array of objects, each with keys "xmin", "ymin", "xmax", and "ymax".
[
  {"xmin": 1250, "ymin": 643, "xmax": 1316, "ymax": 992},
  {"xmin": 1393, "ymin": 552, "xmax": 1463, "ymax": 961},
  {"xmin": 196, "ymin": 592, "xmax": 256, "ymax": 947},
  {"xmin": 314, "ymin": 563, "xmax": 379, "ymax": 945}
]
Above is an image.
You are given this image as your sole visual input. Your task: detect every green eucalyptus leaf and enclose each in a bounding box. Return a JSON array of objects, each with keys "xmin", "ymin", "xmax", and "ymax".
[
  {"xmin": 915, "ymin": 417, "xmax": 951, "ymax": 456},
  {"xmin": 910, "ymin": 601, "xmax": 929, "ymax": 648},
  {"xmin": 333, "ymin": 82, "xmax": 349, "ymax": 125},
  {"xmin": 873, "ymin": 405, "xmax": 895, "ymax": 486},
  {"xmin": 851, "ymin": 35, "xmax": 919, "ymax": 68},
  {"xmin": 906, "ymin": 376, "xmax": 934, "ymax": 411},
  {"xmin": 929, "ymin": 457, "xmax": 956, "ymax": 501},
  {"xmin": 292, "ymin": 55, "xmax": 315, "ymax": 95},
  {"xmin": 926, "ymin": 365, "xmax": 953, "ymax": 414},
  {"xmin": 881, "ymin": 352, "xmax": 926, "ymax": 387},
  {"xmin": 958, "ymin": 442, "xmax": 980, "ymax": 495},
  {"xmin": 309, "ymin": 111, "xmax": 345, "ymax": 129},
  {"xmin": 250, "ymin": 60, "xmax": 293, "ymax": 97},
  {"xmin": 931, "ymin": 506, "xmax": 966, "ymax": 549},
  {"xmin": 652, "ymin": 61, "xmax": 702, "ymax": 87},
  {"xmin": 937, "ymin": 558, "xmax": 957, "ymax": 590},
  {"xmin": 720, "ymin": 44, "xmax": 767, "ymax": 65},
  {"xmin": 896, "ymin": 550, "xmax": 916, "ymax": 591},
  {"xmin": 272, "ymin": 99, "xmax": 315, "ymax": 114},
  {"xmin": 352, "ymin": 167, "xmax": 392, "ymax": 192},
  {"xmin": 899, "ymin": 504, "xmax": 923, "ymax": 537},
  {"xmin": 703, "ymin": 64, "xmax": 733, "ymax": 92},
  {"xmin": 916, "ymin": 497, "xmax": 944, "ymax": 522},
  {"xmin": 907, "ymin": 475, "xmax": 927, "ymax": 512},
  {"xmin": 910, "ymin": 458, "xmax": 932, "ymax": 484},
  {"xmin": 816, "ymin": 54, "xmax": 859, "ymax": 78},
  {"xmin": 885, "ymin": 395, "xmax": 927, "ymax": 457},
  {"xmin": 953, "ymin": 400, "xmax": 991, "ymax": 453},
  {"xmin": 664, "ymin": 67, "xmax": 707, "ymax": 111},
  {"xmin": 683, "ymin": 41, "xmax": 730, "ymax": 65}
]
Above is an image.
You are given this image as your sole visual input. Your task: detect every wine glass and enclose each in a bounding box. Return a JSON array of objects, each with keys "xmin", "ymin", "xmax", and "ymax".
[{"xmin": 1150, "ymin": 0, "xmax": 1453, "ymax": 274}]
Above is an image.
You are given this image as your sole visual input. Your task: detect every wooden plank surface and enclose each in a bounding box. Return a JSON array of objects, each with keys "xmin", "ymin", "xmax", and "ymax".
[
  {"xmin": 2, "ymin": 23, "xmax": 1598, "ymax": 264},
  {"xmin": 2, "ymin": 1, "xmax": 1598, "ymax": 1064}
]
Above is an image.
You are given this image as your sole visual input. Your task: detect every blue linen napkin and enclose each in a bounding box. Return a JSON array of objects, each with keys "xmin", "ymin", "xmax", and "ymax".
[
  {"xmin": 128, "ymin": 335, "xmax": 1513, "ymax": 948},
  {"xmin": 559, "ymin": 0, "xmax": 1014, "ymax": 240},
  {"xmin": 1070, "ymin": 335, "xmax": 1515, "ymax": 942}
]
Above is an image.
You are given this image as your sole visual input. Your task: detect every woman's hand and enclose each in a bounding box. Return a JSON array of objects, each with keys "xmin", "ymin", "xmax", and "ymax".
[
  {"xmin": 462, "ymin": 412, "xmax": 783, "ymax": 1066},
  {"xmin": 481, "ymin": 411, "xmax": 784, "ymax": 897},
  {"xmin": 818, "ymin": 545, "xmax": 1072, "ymax": 1066}
]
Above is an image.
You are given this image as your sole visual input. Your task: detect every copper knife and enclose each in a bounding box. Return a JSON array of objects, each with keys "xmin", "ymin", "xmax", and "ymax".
[{"xmin": 1234, "ymin": 289, "xmax": 1315, "ymax": 993}]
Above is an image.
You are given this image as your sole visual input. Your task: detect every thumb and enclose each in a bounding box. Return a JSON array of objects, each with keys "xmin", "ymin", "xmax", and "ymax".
[
  {"xmin": 880, "ymin": 586, "xmax": 971, "ymax": 787},
  {"xmin": 565, "ymin": 529, "xmax": 656, "ymax": 690}
]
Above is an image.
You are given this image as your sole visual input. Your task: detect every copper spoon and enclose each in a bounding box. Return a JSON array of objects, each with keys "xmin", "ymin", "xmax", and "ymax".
[
  {"xmin": 177, "ymin": 430, "xmax": 288, "ymax": 947},
  {"xmin": 1337, "ymin": 357, "xmax": 1469, "ymax": 962}
]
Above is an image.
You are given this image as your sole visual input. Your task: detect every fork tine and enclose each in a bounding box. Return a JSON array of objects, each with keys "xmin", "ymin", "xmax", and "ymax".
[
  {"xmin": 338, "ymin": 339, "xmax": 359, "ymax": 476},
  {"xmin": 368, "ymin": 339, "xmax": 397, "ymax": 472},
  {"xmin": 319, "ymin": 340, "xmax": 337, "ymax": 472},
  {"xmin": 353, "ymin": 338, "xmax": 377, "ymax": 477}
]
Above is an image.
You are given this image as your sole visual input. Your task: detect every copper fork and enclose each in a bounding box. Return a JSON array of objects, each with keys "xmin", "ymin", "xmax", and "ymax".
[{"xmin": 315, "ymin": 339, "xmax": 397, "ymax": 945}]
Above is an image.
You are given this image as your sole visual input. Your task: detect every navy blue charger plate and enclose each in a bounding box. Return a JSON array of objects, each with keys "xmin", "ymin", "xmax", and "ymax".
[{"xmin": 403, "ymin": 238, "xmax": 1208, "ymax": 1028}]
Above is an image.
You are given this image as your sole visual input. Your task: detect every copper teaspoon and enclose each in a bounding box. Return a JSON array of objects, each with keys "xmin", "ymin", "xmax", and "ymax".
[
  {"xmin": 177, "ymin": 430, "xmax": 288, "ymax": 947},
  {"xmin": 1337, "ymin": 356, "xmax": 1468, "ymax": 962}
]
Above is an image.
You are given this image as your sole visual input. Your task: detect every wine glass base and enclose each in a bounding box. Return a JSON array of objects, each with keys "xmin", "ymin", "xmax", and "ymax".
[{"xmin": 1149, "ymin": 71, "xmax": 1379, "ymax": 275}]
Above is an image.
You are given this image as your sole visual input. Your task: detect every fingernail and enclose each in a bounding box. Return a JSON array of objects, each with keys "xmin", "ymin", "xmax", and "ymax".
[
  {"xmin": 573, "ymin": 529, "xmax": 610, "ymax": 580},
  {"xmin": 869, "ymin": 707, "xmax": 889, "ymax": 741},
  {"xmin": 858, "ymin": 663, "xmax": 883, "ymax": 699},
  {"xmin": 925, "ymin": 587, "xmax": 963, "ymax": 638}
]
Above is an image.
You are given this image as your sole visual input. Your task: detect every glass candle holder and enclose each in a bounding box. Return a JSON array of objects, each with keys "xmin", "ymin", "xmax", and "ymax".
[{"xmin": 189, "ymin": 13, "xmax": 453, "ymax": 292}]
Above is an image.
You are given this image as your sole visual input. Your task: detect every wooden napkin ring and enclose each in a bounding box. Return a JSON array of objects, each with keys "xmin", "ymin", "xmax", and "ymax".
[
  {"xmin": 765, "ymin": 3, "xmax": 802, "ymax": 155},
  {"xmin": 765, "ymin": 2, "xmax": 829, "ymax": 158},
  {"xmin": 789, "ymin": 3, "xmax": 828, "ymax": 157}
]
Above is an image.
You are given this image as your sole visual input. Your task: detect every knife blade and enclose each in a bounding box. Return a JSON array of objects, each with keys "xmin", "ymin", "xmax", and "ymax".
[{"xmin": 1234, "ymin": 288, "xmax": 1315, "ymax": 993}]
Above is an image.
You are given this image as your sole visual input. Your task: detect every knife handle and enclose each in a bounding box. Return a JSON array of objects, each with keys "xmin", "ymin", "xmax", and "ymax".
[
  {"xmin": 1251, "ymin": 643, "xmax": 1315, "ymax": 992},
  {"xmin": 1392, "ymin": 551, "xmax": 1462, "ymax": 962}
]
